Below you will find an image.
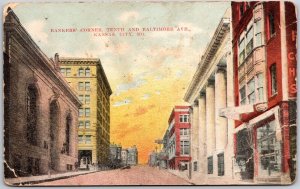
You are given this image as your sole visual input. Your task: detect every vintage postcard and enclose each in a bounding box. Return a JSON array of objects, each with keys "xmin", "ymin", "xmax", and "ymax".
[{"xmin": 2, "ymin": 0, "xmax": 297, "ymax": 186}]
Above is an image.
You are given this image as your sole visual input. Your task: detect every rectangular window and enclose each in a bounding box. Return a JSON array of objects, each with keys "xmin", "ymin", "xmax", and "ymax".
[
  {"xmin": 238, "ymin": 38, "xmax": 245, "ymax": 65},
  {"xmin": 85, "ymin": 95, "xmax": 90, "ymax": 104},
  {"xmin": 85, "ymin": 121, "xmax": 90, "ymax": 129},
  {"xmin": 246, "ymin": 26, "xmax": 253, "ymax": 55},
  {"xmin": 218, "ymin": 153, "xmax": 224, "ymax": 176},
  {"xmin": 60, "ymin": 68, "xmax": 66, "ymax": 75},
  {"xmin": 85, "ymin": 135, "xmax": 91, "ymax": 144},
  {"xmin": 270, "ymin": 64, "xmax": 277, "ymax": 95},
  {"xmin": 85, "ymin": 82, "xmax": 91, "ymax": 91},
  {"xmin": 269, "ymin": 12, "xmax": 276, "ymax": 38},
  {"xmin": 239, "ymin": 86, "xmax": 246, "ymax": 105},
  {"xmin": 78, "ymin": 82, "xmax": 84, "ymax": 91},
  {"xmin": 78, "ymin": 121, "xmax": 84, "ymax": 128},
  {"xmin": 257, "ymin": 73, "xmax": 264, "ymax": 101},
  {"xmin": 78, "ymin": 135, "xmax": 83, "ymax": 144},
  {"xmin": 78, "ymin": 68, "xmax": 84, "ymax": 76},
  {"xmin": 79, "ymin": 108, "xmax": 84, "ymax": 117},
  {"xmin": 85, "ymin": 108, "xmax": 90, "ymax": 117},
  {"xmin": 180, "ymin": 128, "xmax": 189, "ymax": 135},
  {"xmin": 179, "ymin": 115, "xmax": 189, "ymax": 123},
  {"xmin": 78, "ymin": 95, "xmax": 84, "ymax": 103},
  {"xmin": 257, "ymin": 120, "xmax": 281, "ymax": 176},
  {"xmin": 247, "ymin": 78, "xmax": 256, "ymax": 104},
  {"xmin": 208, "ymin": 156, "xmax": 213, "ymax": 174},
  {"xmin": 255, "ymin": 19, "xmax": 262, "ymax": 47},
  {"xmin": 66, "ymin": 68, "xmax": 71, "ymax": 76},
  {"xmin": 85, "ymin": 68, "xmax": 91, "ymax": 76},
  {"xmin": 194, "ymin": 161, "xmax": 198, "ymax": 171},
  {"xmin": 180, "ymin": 140, "xmax": 190, "ymax": 155}
]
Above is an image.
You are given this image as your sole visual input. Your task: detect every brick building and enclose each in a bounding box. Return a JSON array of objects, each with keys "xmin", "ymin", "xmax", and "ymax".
[
  {"xmin": 229, "ymin": 1, "xmax": 297, "ymax": 183},
  {"xmin": 166, "ymin": 106, "xmax": 191, "ymax": 170},
  {"xmin": 4, "ymin": 8, "xmax": 81, "ymax": 177}
]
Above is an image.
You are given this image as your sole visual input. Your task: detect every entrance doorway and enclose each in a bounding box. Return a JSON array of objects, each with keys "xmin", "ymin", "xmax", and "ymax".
[{"xmin": 78, "ymin": 150, "xmax": 92, "ymax": 170}]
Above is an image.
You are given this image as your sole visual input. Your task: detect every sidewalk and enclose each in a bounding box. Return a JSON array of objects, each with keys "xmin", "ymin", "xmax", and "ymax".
[
  {"xmin": 167, "ymin": 169, "xmax": 255, "ymax": 185},
  {"xmin": 4, "ymin": 170, "xmax": 98, "ymax": 186}
]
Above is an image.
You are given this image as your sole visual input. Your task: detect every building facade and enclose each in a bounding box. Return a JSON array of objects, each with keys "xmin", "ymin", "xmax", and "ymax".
[
  {"xmin": 229, "ymin": 1, "xmax": 297, "ymax": 183},
  {"xmin": 4, "ymin": 8, "xmax": 81, "ymax": 177},
  {"xmin": 109, "ymin": 144, "xmax": 122, "ymax": 168},
  {"xmin": 59, "ymin": 57, "xmax": 112, "ymax": 168},
  {"xmin": 166, "ymin": 106, "xmax": 191, "ymax": 170},
  {"xmin": 121, "ymin": 149, "xmax": 128, "ymax": 166},
  {"xmin": 184, "ymin": 9, "xmax": 234, "ymax": 179},
  {"xmin": 127, "ymin": 145, "xmax": 138, "ymax": 166}
]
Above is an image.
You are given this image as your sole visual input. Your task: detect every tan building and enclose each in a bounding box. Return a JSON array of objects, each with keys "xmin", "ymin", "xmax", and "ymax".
[
  {"xmin": 59, "ymin": 57, "xmax": 112, "ymax": 168},
  {"xmin": 4, "ymin": 8, "xmax": 81, "ymax": 177},
  {"xmin": 184, "ymin": 9, "xmax": 235, "ymax": 180}
]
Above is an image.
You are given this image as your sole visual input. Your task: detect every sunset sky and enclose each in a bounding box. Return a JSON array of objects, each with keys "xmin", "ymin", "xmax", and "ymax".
[{"xmin": 8, "ymin": 1, "xmax": 229, "ymax": 163}]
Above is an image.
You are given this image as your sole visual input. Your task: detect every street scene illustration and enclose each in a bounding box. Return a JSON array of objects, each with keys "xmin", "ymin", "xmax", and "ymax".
[{"xmin": 3, "ymin": 1, "xmax": 297, "ymax": 186}]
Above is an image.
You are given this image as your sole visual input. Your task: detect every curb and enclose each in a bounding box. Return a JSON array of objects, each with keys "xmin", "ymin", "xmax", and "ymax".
[
  {"xmin": 166, "ymin": 171, "xmax": 195, "ymax": 185},
  {"xmin": 5, "ymin": 170, "xmax": 99, "ymax": 186}
]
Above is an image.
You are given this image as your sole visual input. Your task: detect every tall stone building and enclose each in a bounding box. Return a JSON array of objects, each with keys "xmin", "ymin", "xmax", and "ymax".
[
  {"xmin": 4, "ymin": 8, "xmax": 81, "ymax": 177},
  {"xmin": 184, "ymin": 9, "xmax": 234, "ymax": 179},
  {"xmin": 59, "ymin": 57, "xmax": 112, "ymax": 167}
]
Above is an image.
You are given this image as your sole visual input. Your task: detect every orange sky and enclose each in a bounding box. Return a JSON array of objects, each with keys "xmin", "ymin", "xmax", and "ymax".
[{"xmin": 12, "ymin": 2, "xmax": 229, "ymax": 164}]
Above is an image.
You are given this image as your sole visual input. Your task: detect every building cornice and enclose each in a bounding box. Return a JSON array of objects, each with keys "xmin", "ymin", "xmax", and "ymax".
[
  {"xmin": 184, "ymin": 14, "xmax": 230, "ymax": 103},
  {"xmin": 4, "ymin": 8, "xmax": 81, "ymax": 107},
  {"xmin": 59, "ymin": 57, "xmax": 113, "ymax": 96}
]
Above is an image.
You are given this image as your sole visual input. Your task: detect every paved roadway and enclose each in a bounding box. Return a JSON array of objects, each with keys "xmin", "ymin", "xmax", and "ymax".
[{"xmin": 36, "ymin": 165, "xmax": 192, "ymax": 186}]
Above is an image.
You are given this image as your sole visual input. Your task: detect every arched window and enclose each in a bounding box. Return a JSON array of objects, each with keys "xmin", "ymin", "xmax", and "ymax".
[
  {"xmin": 50, "ymin": 100, "xmax": 59, "ymax": 169},
  {"xmin": 85, "ymin": 68, "xmax": 90, "ymax": 77},
  {"xmin": 65, "ymin": 114, "xmax": 71, "ymax": 155},
  {"xmin": 27, "ymin": 85, "xmax": 38, "ymax": 145}
]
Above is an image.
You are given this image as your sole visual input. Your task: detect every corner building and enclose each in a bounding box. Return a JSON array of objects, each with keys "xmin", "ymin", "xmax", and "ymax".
[
  {"xmin": 166, "ymin": 106, "xmax": 191, "ymax": 170},
  {"xmin": 229, "ymin": 1, "xmax": 297, "ymax": 183},
  {"xmin": 4, "ymin": 8, "xmax": 81, "ymax": 177},
  {"xmin": 59, "ymin": 57, "xmax": 112, "ymax": 167}
]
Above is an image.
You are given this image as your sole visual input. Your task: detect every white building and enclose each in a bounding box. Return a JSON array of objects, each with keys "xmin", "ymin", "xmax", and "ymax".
[{"xmin": 184, "ymin": 9, "xmax": 235, "ymax": 180}]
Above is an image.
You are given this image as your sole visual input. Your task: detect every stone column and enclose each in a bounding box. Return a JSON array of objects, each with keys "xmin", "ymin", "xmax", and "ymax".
[
  {"xmin": 198, "ymin": 92, "xmax": 207, "ymax": 175},
  {"xmin": 206, "ymin": 79, "xmax": 215, "ymax": 156},
  {"xmin": 192, "ymin": 101, "xmax": 199, "ymax": 169},
  {"xmin": 215, "ymin": 67, "xmax": 228, "ymax": 151}
]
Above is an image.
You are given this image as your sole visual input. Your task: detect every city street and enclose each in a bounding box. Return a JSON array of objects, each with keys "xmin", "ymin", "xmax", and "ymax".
[{"xmin": 36, "ymin": 165, "xmax": 192, "ymax": 186}]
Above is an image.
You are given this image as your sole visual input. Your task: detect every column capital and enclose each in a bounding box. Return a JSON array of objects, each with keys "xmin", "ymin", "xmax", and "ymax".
[
  {"xmin": 200, "ymin": 91, "xmax": 206, "ymax": 97},
  {"xmin": 216, "ymin": 65, "xmax": 226, "ymax": 73},
  {"xmin": 207, "ymin": 78, "xmax": 215, "ymax": 87}
]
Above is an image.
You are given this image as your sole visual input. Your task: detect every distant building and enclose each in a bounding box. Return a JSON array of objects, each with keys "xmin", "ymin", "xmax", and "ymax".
[
  {"xmin": 59, "ymin": 57, "xmax": 112, "ymax": 168},
  {"xmin": 148, "ymin": 151, "xmax": 157, "ymax": 167},
  {"xmin": 127, "ymin": 146, "xmax": 138, "ymax": 166},
  {"xmin": 166, "ymin": 106, "xmax": 191, "ymax": 170},
  {"xmin": 109, "ymin": 144, "xmax": 122, "ymax": 168},
  {"xmin": 121, "ymin": 149, "xmax": 128, "ymax": 166},
  {"xmin": 4, "ymin": 8, "xmax": 81, "ymax": 177}
]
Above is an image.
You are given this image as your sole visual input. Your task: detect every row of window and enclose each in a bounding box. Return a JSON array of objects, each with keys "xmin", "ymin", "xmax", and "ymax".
[
  {"xmin": 79, "ymin": 108, "xmax": 90, "ymax": 117},
  {"xmin": 79, "ymin": 95, "xmax": 90, "ymax": 104},
  {"xmin": 60, "ymin": 67, "xmax": 91, "ymax": 77},
  {"xmin": 180, "ymin": 128, "xmax": 189, "ymax": 136},
  {"xmin": 78, "ymin": 135, "xmax": 91, "ymax": 144},
  {"xmin": 238, "ymin": 19, "xmax": 262, "ymax": 66},
  {"xmin": 207, "ymin": 153, "xmax": 224, "ymax": 176},
  {"xmin": 179, "ymin": 115, "xmax": 189, "ymax": 123},
  {"xmin": 239, "ymin": 64, "xmax": 277, "ymax": 105},
  {"xmin": 78, "ymin": 82, "xmax": 91, "ymax": 91},
  {"xmin": 78, "ymin": 120, "xmax": 90, "ymax": 129},
  {"xmin": 180, "ymin": 140, "xmax": 190, "ymax": 155}
]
